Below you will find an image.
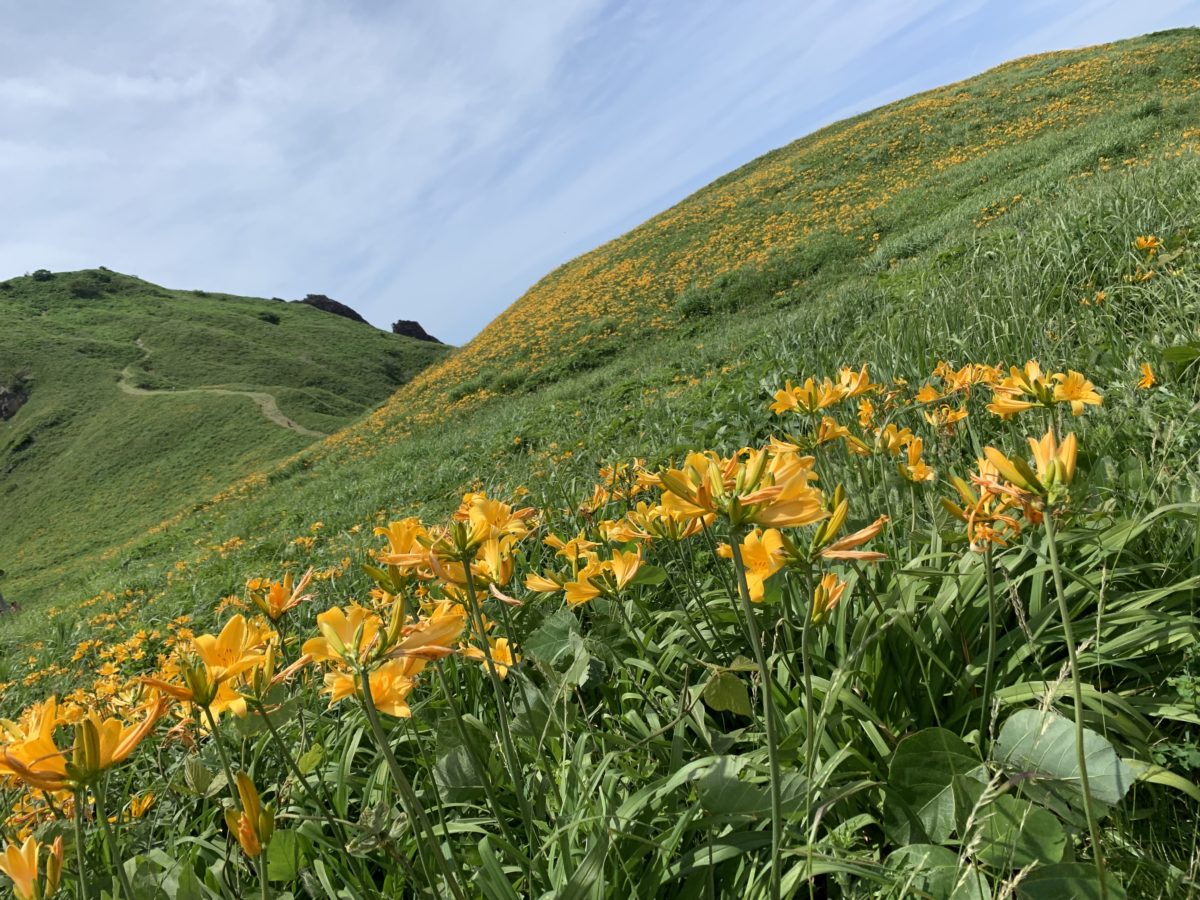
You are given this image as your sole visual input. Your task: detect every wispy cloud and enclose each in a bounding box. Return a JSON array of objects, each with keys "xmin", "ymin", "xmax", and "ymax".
[{"xmin": 0, "ymin": 1, "xmax": 1194, "ymax": 342}]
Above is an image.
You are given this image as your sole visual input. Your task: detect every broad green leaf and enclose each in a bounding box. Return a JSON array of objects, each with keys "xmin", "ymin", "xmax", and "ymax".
[
  {"xmin": 967, "ymin": 793, "xmax": 1065, "ymax": 868},
  {"xmin": 296, "ymin": 744, "xmax": 323, "ymax": 776},
  {"xmin": 1015, "ymin": 863, "xmax": 1126, "ymax": 899},
  {"xmin": 994, "ymin": 709, "xmax": 1133, "ymax": 808},
  {"xmin": 701, "ymin": 671, "xmax": 753, "ymax": 717},
  {"xmin": 696, "ymin": 755, "xmax": 805, "ymax": 816},
  {"xmin": 523, "ymin": 609, "xmax": 581, "ymax": 665},
  {"xmin": 267, "ymin": 830, "xmax": 309, "ymax": 883},
  {"xmin": 435, "ymin": 744, "xmax": 490, "ymax": 802},
  {"xmin": 885, "ymin": 728, "xmax": 987, "ymax": 844},
  {"xmin": 885, "ymin": 845, "xmax": 990, "ymax": 900}
]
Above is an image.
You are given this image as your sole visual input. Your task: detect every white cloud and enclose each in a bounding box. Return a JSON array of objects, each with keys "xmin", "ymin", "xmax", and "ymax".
[{"xmin": 0, "ymin": 1, "xmax": 1195, "ymax": 342}]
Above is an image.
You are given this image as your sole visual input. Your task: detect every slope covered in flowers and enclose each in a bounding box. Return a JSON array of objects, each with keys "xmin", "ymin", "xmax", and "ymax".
[{"xmin": 1, "ymin": 28, "xmax": 1199, "ymax": 900}]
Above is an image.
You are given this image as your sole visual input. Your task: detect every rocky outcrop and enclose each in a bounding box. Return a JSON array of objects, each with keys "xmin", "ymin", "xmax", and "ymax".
[
  {"xmin": 0, "ymin": 380, "xmax": 29, "ymax": 421},
  {"xmin": 297, "ymin": 294, "xmax": 369, "ymax": 325},
  {"xmin": 391, "ymin": 320, "xmax": 442, "ymax": 343}
]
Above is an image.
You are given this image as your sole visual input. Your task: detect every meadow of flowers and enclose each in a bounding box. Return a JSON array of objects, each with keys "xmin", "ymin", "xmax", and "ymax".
[
  {"xmin": 1, "ymin": 336, "xmax": 1197, "ymax": 898},
  {"xmin": 2, "ymin": 29, "xmax": 1200, "ymax": 900}
]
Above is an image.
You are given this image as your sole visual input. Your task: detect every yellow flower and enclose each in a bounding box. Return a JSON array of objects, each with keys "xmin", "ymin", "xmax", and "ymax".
[
  {"xmin": 322, "ymin": 658, "xmax": 424, "ymax": 717},
  {"xmin": 0, "ymin": 836, "xmax": 62, "ymax": 900},
  {"xmin": 141, "ymin": 615, "xmax": 272, "ymax": 714},
  {"xmin": 301, "ymin": 606, "xmax": 382, "ymax": 665},
  {"xmin": 563, "ymin": 560, "xmax": 604, "ymax": 606},
  {"xmin": 462, "ymin": 637, "xmax": 519, "ymax": 679},
  {"xmin": 718, "ymin": 529, "xmax": 786, "ymax": 602},
  {"xmin": 898, "ymin": 438, "xmax": 936, "ymax": 483},
  {"xmin": 922, "ymin": 404, "xmax": 968, "ymax": 433},
  {"xmin": 769, "ymin": 377, "xmax": 845, "ymax": 416},
  {"xmin": 249, "ymin": 568, "xmax": 314, "ymax": 621},
  {"xmin": 1137, "ymin": 362, "xmax": 1156, "ymax": 389},
  {"xmin": 128, "ymin": 792, "xmax": 155, "ymax": 819},
  {"xmin": 1051, "ymin": 371, "xmax": 1102, "ymax": 416},
  {"xmin": 224, "ymin": 772, "xmax": 273, "ymax": 859},
  {"xmin": 1133, "ymin": 234, "xmax": 1161, "ymax": 254},
  {"xmin": 3, "ymin": 698, "xmax": 166, "ymax": 791},
  {"xmin": 812, "ymin": 573, "xmax": 847, "ymax": 624},
  {"xmin": 982, "ymin": 428, "xmax": 1077, "ymax": 505},
  {"xmin": 608, "ymin": 548, "xmax": 642, "ymax": 590}
]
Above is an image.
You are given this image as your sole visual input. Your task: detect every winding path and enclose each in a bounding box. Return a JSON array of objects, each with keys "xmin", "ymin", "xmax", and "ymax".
[{"xmin": 118, "ymin": 338, "xmax": 326, "ymax": 438}]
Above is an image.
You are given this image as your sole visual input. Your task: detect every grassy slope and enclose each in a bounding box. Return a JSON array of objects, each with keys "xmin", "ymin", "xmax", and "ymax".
[
  {"xmin": 1, "ymin": 29, "xmax": 1200, "ymax": 897},
  {"xmin": 0, "ymin": 270, "xmax": 448, "ymax": 597},
  {"xmin": 24, "ymin": 26, "xmax": 1195, "ymax": 609}
]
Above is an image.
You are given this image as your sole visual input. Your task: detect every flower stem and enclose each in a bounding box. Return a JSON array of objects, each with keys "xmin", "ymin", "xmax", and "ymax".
[
  {"xmin": 357, "ymin": 663, "xmax": 467, "ymax": 900},
  {"xmin": 93, "ymin": 785, "xmax": 136, "ymax": 900},
  {"xmin": 459, "ymin": 573, "xmax": 537, "ymax": 844},
  {"xmin": 980, "ymin": 545, "xmax": 998, "ymax": 737},
  {"xmin": 73, "ymin": 792, "xmax": 93, "ymax": 900},
  {"xmin": 1044, "ymin": 512, "xmax": 1107, "ymax": 900},
  {"xmin": 200, "ymin": 705, "xmax": 241, "ymax": 805},
  {"xmin": 257, "ymin": 853, "xmax": 270, "ymax": 900},
  {"xmin": 248, "ymin": 697, "xmax": 349, "ymax": 844},
  {"xmin": 727, "ymin": 530, "xmax": 782, "ymax": 900}
]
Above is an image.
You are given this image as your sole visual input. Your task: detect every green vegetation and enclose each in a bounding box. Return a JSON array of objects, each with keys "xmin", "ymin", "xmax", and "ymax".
[
  {"xmin": 1, "ymin": 29, "xmax": 1199, "ymax": 900},
  {"xmin": 0, "ymin": 270, "xmax": 448, "ymax": 600}
]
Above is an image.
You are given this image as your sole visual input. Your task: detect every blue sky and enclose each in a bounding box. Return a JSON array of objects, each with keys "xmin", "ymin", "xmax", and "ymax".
[{"xmin": 1, "ymin": 2, "xmax": 1197, "ymax": 344}]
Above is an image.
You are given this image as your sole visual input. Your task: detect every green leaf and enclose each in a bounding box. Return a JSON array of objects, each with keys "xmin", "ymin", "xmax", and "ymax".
[
  {"xmin": 994, "ymin": 709, "xmax": 1133, "ymax": 808},
  {"xmin": 630, "ymin": 564, "xmax": 667, "ymax": 586},
  {"xmin": 1015, "ymin": 863, "xmax": 1126, "ymax": 899},
  {"xmin": 696, "ymin": 755, "xmax": 806, "ymax": 816},
  {"xmin": 435, "ymin": 744, "xmax": 490, "ymax": 802},
  {"xmin": 967, "ymin": 793, "xmax": 1065, "ymax": 868},
  {"xmin": 701, "ymin": 671, "xmax": 753, "ymax": 717},
  {"xmin": 885, "ymin": 728, "xmax": 987, "ymax": 844},
  {"xmin": 523, "ymin": 609, "xmax": 581, "ymax": 665},
  {"xmin": 267, "ymin": 830, "xmax": 309, "ymax": 883},
  {"xmin": 475, "ymin": 836, "xmax": 521, "ymax": 900},
  {"xmin": 296, "ymin": 744, "xmax": 323, "ymax": 776},
  {"xmin": 885, "ymin": 845, "xmax": 990, "ymax": 900},
  {"xmin": 1123, "ymin": 758, "xmax": 1200, "ymax": 802}
]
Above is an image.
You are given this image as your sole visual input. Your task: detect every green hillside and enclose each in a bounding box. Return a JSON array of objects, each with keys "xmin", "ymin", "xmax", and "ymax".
[
  {"xmin": 1, "ymin": 29, "xmax": 1199, "ymax": 900},
  {"xmin": 0, "ymin": 269, "xmax": 448, "ymax": 597}
]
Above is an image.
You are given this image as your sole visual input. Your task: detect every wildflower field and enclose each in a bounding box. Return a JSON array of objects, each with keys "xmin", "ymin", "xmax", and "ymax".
[{"xmin": 2, "ymin": 28, "xmax": 1200, "ymax": 900}]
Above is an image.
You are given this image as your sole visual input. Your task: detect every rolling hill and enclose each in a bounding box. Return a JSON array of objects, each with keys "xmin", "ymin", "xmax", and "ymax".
[
  {"xmin": 0, "ymin": 269, "xmax": 447, "ymax": 598},
  {"xmin": 0, "ymin": 28, "xmax": 1198, "ymax": 900}
]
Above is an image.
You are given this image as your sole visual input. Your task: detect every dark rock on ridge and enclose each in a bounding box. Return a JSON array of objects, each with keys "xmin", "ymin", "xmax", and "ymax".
[
  {"xmin": 297, "ymin": 294, "xmax": 369, "ymax": 325},
  {"xmin": 391, "ymin": 319, "xmax": 442, "ymax": 343}
]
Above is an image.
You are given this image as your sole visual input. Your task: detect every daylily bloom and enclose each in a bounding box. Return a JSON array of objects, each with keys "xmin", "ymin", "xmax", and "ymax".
[
  {"xmin": 249, "ymin": 568, "xmax": 314, "ymax": 621},
  {"xmin": 982, "ymin": 428, "xmax": 1077, "ymax": 506},
  {"xmin": 718, "ymin": 529, "xmax": 786, "ymax": 602},
  {"xmin": 812, "ymin": 573, "xmax": 848, "ymax": 624},
  {"xmin": 302, "ymin": 605, "xmax": 382, "ymax": 666},
  {"xmin": 224, "ymin": 772, "xmax": 273, "ymax": 859},
  {"xmin": 1137, "ymin": 362, "xmax": 1156, "ymax": 389},
  {"xmin": 898, "ymin": 438, "xmax": 936, "ymax": 483},
  {"xmin": 1051, "ymin": 371, "xmax": 1102, "ymax": 416},
  {"xmin": 141, "ymin": 615, "xmax": 272, "ymax": 715},
  {"xmin": 462, "ymin": 637, "xmax": 519, "ymax": 679},
  {"xmin": 0, "ymin": 836, "xmax": 63, "ymax": 900},
  {"xmin": 322, "ymin": 658, "xmax": 425, "ymax": 717},
  {"xmin": 3, "ymin": 698, "xmax": 166, "ymax": 791}
]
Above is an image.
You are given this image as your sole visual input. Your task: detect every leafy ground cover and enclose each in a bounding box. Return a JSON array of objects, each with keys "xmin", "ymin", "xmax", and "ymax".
[{"xmin": 1, "ymin": 28, "xmax": 1199, "ymax": 900}]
